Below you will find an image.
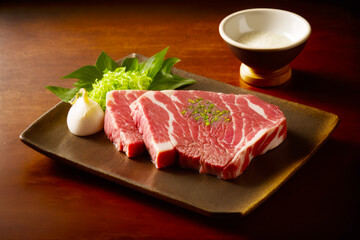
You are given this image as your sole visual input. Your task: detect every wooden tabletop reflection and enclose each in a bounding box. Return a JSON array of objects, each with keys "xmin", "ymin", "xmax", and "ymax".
[{"xmin": 1, "ymin": 0, "xmax": 359, "ymax": 239}]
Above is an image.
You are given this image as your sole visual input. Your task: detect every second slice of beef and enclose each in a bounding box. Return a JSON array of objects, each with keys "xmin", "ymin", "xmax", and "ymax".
[{"xmin": 130, "ymin": 90, "xmax": 287, "ymax": 180}]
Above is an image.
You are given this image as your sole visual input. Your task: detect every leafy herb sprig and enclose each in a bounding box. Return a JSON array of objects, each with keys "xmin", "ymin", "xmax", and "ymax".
[{"xmin": 46, "ymin": 47, "xmax": 196, "ymax": 109}]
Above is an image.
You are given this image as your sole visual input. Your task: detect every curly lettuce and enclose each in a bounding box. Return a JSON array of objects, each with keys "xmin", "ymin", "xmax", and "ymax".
[{"xmin": 88, "ymin": 68, "xmax": 152, "ymax": 110}]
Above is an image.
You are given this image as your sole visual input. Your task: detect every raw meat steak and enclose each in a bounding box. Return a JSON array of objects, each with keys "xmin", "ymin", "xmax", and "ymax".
[
  {"xmin": 130, "ymin": 90, "xmax": 287, "ymax": 180},
  {"xmin": 104, "ymin": 90, "xmax": 147, "ymax": 157}
]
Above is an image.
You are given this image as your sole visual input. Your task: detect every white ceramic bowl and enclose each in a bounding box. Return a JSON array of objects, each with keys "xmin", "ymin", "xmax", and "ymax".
[{"xmin": 219, "ymin": 8, "xmax": 311, "ymax": 86}]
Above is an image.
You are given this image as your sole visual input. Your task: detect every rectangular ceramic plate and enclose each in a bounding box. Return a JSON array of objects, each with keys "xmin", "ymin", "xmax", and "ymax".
[{"xmin": 20, "ymin": 53, "xmax": 339, "ymax": 217}]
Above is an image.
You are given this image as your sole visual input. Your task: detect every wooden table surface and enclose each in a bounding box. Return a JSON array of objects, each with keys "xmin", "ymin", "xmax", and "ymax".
[{"xmin": 1, "ymin": 0, "xmax": 359, "ymax": 239}]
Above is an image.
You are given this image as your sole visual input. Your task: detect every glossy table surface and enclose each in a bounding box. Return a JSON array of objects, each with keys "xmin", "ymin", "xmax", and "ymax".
[{"xmin": 1, "ymin": 0, "xmax": 359, "ymax": 239}]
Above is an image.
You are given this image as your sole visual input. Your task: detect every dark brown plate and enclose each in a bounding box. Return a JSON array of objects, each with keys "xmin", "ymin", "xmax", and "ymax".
[{"xmin": 20, "ymin": 53, "xmax": 339, "ymax": 217}]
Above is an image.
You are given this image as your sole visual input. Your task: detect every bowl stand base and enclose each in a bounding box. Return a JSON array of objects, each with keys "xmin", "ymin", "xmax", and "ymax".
[{"xmin": 240, "ymin": 64, "xmax": 291, "ymax": 87}]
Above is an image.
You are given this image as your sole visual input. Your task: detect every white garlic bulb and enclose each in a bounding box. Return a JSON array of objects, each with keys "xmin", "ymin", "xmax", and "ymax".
[{"xmin": 67, "ymin": 88, "xmax": 104, "ymax": 136}]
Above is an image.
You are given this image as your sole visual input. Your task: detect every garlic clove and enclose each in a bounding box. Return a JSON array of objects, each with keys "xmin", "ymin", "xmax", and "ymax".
[{"xmin": 67, "ymin": 88, "xmax": 104, "ymax": 136}]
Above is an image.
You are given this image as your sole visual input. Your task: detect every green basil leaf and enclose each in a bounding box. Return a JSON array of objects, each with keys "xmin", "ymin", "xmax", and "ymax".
[
  {"xmin": 148, "ymin": 75, "xmax": 197, "ymax": 90},
  {"xmin": 45, "ymin": 86, "xmax": 79, "ymax": 102},
  {"xmin": 138, "ymin": 47, "xmax": 168, "ymax": 79},
  {"xmin": 120, "ymin": 57, "xmax": 138, "ymax": 72},
  {"xmin": 158, "ymin": 57, "xmax": 180, "ymax": 74},
  {"xmin": 61, "ymin": 65, "xmax": 102, "ymax": 83},
  {"xmin": 72, "ymin": 79, "xmax": 95, "ymax": 91},
  {"xmin": 95, "ymin": 51, "xmax": 119, "ymax": 73},
  {"xmin": 149, "ymin": 57, "xmax": 197, "ymax": 90}
]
